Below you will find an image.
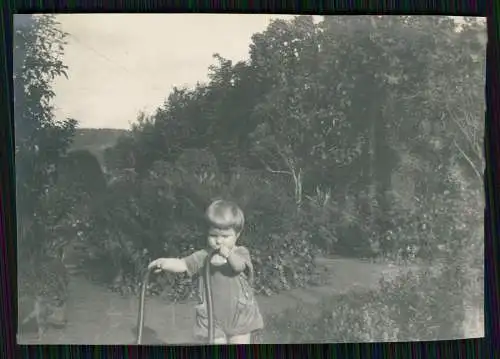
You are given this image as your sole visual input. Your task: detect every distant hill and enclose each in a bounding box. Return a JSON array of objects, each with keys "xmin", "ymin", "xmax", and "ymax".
[{"xmin": 70, "ymin": 128, "xmax": 129, "ymax": 166}]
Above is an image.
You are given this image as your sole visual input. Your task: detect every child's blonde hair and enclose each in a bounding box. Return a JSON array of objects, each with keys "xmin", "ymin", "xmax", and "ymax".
[{"xmin": 205, "ymin": 199, "xmax": 245, "ymax": 234}]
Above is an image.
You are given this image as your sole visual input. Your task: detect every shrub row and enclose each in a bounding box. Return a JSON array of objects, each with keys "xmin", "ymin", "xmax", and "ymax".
[{"xmin": 263, "ymin": 265, "xmax": 474, "ymax": 343}]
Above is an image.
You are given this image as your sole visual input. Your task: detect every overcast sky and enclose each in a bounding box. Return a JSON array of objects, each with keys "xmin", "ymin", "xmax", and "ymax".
[
  {"xmin": 43, "ymin": 14, "xmax": 321, "ymax": 129},
  {"xmin": 15, "ymin": 14, "xmax": 473, "ymax": 130}
]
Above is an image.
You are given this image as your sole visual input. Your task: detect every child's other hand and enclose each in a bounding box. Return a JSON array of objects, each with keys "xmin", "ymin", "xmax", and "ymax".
[{"xmin": 218, "ymin": 245, "xmax": 232, "ymax": 259}]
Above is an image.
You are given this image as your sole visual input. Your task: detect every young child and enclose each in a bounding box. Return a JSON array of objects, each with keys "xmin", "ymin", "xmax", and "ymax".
[{"xmin": 148, "ymin": 199, "xmax": 264, "ymax": 344}]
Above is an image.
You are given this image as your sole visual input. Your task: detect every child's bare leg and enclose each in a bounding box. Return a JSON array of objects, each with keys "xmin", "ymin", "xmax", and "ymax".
[
  {"xmin": 34, "ymin": 299, "xmax": 45, "ymax": 341},
  {"xmin": 213, "ymin": 336, "xmax": 227, "ymax": 344},
  {"xmin": 228, "ymin": 333, "xmax": 251, "ymax": 344}
]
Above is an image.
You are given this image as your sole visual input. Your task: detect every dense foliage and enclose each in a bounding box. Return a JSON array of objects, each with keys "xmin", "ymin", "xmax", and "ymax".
[
  {"xmin": 15, "ymin": 15, "xmax": 78, "ymax": 306},
  {"xmin": 83, "ymin": 16, "xmax": 484, "ymax": 299},
  {"xmin": 17, "ymin": 15, "xmax": 484, "ymax": 324},
  {"xmin": 264, "ymin": 263, "xmax": 483, "ymax": 342}
]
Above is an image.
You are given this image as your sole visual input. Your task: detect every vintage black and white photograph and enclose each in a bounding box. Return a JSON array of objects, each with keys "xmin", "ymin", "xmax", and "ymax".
[{"xmin": 15, "ymin": 14, "xmax": 485, "ymax": 344}]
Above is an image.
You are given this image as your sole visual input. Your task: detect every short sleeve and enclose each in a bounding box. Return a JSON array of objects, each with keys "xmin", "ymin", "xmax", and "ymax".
[
  {"xmin": 182, "ymin": 249, "xmax": 208, "ymax": 277},
  {"xmin": 234, "ymin": 246, "xmax": 253, "ymax": 277},
  {"xmin": 234, "ymin": 246, "xmax": 251, "ymax": 264}
]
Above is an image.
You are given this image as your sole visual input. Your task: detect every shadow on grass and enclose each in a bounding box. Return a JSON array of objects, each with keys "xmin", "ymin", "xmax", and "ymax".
[{"xmin": 130, "ymin": 325, "xmax": 167, "ymax": 345}]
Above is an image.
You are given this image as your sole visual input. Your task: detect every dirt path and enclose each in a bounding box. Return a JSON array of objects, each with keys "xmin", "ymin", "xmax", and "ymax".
[{"xmin": 18, "ymin": 257, "xmax": 419, "ymax": 344}]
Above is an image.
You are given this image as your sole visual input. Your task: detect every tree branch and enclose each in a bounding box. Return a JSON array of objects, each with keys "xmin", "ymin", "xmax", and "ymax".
[
  {"xmin": 441, "ymin": 107, "xmax": 483, "ymax": 166},
  {"xmin": 453, "ymin": 139, "xmax": 482, "ymax": 181},
  {"xmin": 444, "ymin": 103, "xmax": 476, "ymax": 149},
  {"xmin": 261, "ymin": 160, "xmax": 293, "ymax": 175}
]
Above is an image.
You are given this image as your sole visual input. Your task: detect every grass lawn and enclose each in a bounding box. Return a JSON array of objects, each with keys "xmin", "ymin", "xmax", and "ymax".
[{"xmin": 16, "ymin": 257, "xmax": 427, "ymax": 344}]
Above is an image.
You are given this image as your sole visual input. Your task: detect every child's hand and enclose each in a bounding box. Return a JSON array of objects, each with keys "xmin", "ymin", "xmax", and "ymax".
[
  {"xmin": 148, "ymin": 258, "xmax": 166, "ymax": 273},
  {"xmin": 147, "ymin": 258, "xmax": 188, "ymax": 273},
  {"xmin": 218, "ymin": 245, "xmax": 233, "ymax": 259}
]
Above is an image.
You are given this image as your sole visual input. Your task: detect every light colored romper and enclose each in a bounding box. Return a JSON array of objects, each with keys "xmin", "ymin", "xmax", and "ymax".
[{"xmin": 183, "ymin": 246, "xmax": 264, "ymax": 340}]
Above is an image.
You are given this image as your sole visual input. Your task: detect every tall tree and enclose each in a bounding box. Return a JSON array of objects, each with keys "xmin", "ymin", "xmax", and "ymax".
[
  {"xmin": 14, "ymin": 15, "xmax": 77, "ymax": 261},
  {"xmin": 248, "ymin": 16, "xmax": 366, "ymax": 208}
]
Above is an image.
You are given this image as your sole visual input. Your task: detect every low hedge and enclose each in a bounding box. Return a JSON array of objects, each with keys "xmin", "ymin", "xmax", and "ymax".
[{"xmin": 263, "ymin": 264, "xmax": 472, "ymax": 343}]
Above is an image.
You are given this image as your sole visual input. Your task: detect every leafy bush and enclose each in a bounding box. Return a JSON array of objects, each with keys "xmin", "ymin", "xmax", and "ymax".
[
  {"xmin": 225, "ymin": 168, "xmax": 324, "ymax": 294},
  {"xmin": 250, "ymin": 230, "xmax": 323, "ymax": 296},
  {"xmin": 77, "ymin": 156, "xmax": 323, "ymax": 299},
  {"xmin": 264, "ymin": 265, "xmax": 467, "ymax": 343}
]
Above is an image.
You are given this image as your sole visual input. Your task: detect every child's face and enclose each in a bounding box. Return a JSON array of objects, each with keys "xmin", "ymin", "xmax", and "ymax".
[{"xmin": 208, "ymin": 227, "xmax": 239, "ymax": 251}]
